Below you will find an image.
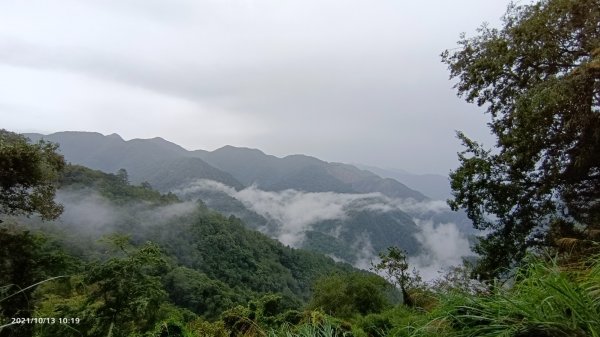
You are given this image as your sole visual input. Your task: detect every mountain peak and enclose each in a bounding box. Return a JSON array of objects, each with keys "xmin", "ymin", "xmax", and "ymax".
[
  {"xmin": 283, "ymin": 154, "xmax": 319, "ymax": 160},
  {"xmin": 107, "ymin": 133, "xmax": 124, "ymax": 141},
  {"xmin": 54, "ymin": 131, "xmax": 104, "ymax": 137},
  {"xmin": 214, "ymin": 145, "xmax": 267, "ymax": 156},
  {"xmin": 146, "ymin": 136, "xmax": 173, "ymax": 144}
]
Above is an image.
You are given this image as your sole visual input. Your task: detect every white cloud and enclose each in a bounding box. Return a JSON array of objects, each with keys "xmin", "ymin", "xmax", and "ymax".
[
  {"xmin": 410, "ymin": 219, "xmax": 473, "ymax": 280},
  {"xmin": 177, "ymin": 179, "xmax": 474, "ymax": 280},
  {"xmin": 51, "ymin": 179, "xmax": 474, "ymax": 282},
  {"xmin": 55, "ymin": 189, "xmax": 197, "ymax": 236},
  {"xmin": 178, "ymin": 179, "xmax": 384, "ymax": 246},
  {"xmin": 0, "ymin": 0, "xmax": 510, "ymax": 173},
  {"xmin": 56, "ymin": 190, "xmax": 118, "ymax": 234}
]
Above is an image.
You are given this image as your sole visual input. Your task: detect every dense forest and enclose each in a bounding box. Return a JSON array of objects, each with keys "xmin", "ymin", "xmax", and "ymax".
[{"xmin": 2, "ymin": 0, "xmax": 600, "ymax": 336}]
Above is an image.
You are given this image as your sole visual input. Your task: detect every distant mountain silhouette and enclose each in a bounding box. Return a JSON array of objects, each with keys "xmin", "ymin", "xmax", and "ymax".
[
  {"xmin": 355, "ymin": 163, "xmax": 452, "ymax": 200},
  {"xmin": 25, "ymin": 132, "xmax": 244, "ymax": 191},
  {"xmin": 195, "ymin": 145, "xmax": 427, "ymax": 200},
  {"xmin": 24, "ymin": 131, "xmax": 463, "ymax": 263},
  {"xmin": 28, "ymin": 132, "xmax": 427, "ymax": 200}
]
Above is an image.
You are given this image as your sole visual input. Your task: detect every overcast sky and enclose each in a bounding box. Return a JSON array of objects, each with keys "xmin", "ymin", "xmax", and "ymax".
[{"xmin": 0, "ymin": 0, "xmax": 517, "ymax": 175}]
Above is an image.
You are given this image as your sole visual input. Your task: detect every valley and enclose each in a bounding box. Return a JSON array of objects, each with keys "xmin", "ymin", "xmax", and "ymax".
[{"xmin": 26, "ymin": 131, "xmax": 472, "ymax": 276}]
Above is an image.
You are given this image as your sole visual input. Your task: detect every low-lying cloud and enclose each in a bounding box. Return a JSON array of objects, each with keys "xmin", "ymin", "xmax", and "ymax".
[
  {"xmin": 176, "ymin": 179, "xmax": 474, "ymax": 280},
  {"xmin": 177, "ymin": 179, "xmax": 383, "ymax": 246},
  {"xmin": 55, "ymin": 183, "xmax": 475, "ymax": 282},
  {"xmin": 55, "ymin": 188, "xmax": 197, "ymax": 237},
  {"xmin": 410, "ymin": 219, "xmax": 472, "ymax": 280},
  {"xmin": 56, "ymin": 190, "xmax": 120, "ymax": 235}
]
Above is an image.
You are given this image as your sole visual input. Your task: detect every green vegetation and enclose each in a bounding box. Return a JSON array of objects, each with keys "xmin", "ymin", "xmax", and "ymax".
[
  {"xmin": 32, "ymin": 239, "xmax": 170, "ymax": 337},
  {"xmin": 0, "ymin": 227, "xmax": 77, "ymax": 337},
  {"xmin": 308, "ymin": 207, "xmax": 421, "ymax": 262},
  {"xmin": 442, "ymin": 0, "xmax": 600, "ymax": 278},
  {"xmin": 59, "ymin": 164, "xmax": 179, "ymax": 205},
  {"xmin": 373, "ymin": 247, "xmax": 422, "ymax": 307},
  {"xmin": 0, "ymin": 129, "xmax": 65, "ymax": 220},
  {"xmin": 12, "ymin": 244, "xmax": 597, "ymax": 337},
  {"xmin": 2, "ymin": 1, "xmax": 599, "ymax": 336},
  {"xmin": 1, "ymin": 161, "xmax": 368, "ymax": 336},
  {"xmin": 309, "ymin": 273, "xmax": 394, "ymax": 319}
]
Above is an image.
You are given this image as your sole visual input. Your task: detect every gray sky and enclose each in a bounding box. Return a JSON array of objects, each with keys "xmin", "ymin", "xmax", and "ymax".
[{"xmin": 0, "ymin": 0, "xmax": 516, "ymax": 175}]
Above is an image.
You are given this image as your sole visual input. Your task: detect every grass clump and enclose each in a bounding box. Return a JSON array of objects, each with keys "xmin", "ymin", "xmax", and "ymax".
[{"xmin": 434, "ymin": 254, "xmax": 600, "ymax": 337}]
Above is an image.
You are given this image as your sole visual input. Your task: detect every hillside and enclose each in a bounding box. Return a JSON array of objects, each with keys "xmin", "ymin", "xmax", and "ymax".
[
  {"xmin": 195, "ymin": 145, "xmax": 427, "ymax": 200},
  {"xmin": 26, "ymin": 132, "xmax": 426, "ymax": 200},
  {"xmin": 3, "ymin": 161, "xmax": 400, "ymax": 336},
  {"xmin": 355, "ymin": 164, "xmax": 452, "ymax": 200},
  {"xmin": 25, "ymin": 132, "xmax": 244, "ymax": 191},
  {"xmin": 23, "ymin": 132, "xmax": 466, "ymax": 268},
  {"xmin": 11, "ymin": 165, "xmax": 357, "ymax": 307}
]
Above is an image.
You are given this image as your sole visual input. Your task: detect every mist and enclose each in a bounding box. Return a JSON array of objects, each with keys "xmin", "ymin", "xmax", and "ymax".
[
  {"xmin": 410, "ymin": 219, "xmax": 472, "ymax": 280},
  {"xmin": 53, "ymin": 188, "xmax": 198, "ymax": 239},
  {"xmin": 177, "ymin": 179, "xmax": 379, "ymax": 246},
  {"xmin": 50, "ymin": 181, "xmax": 475, "ymax": 281},
  {"xmin": 176, "ymin": 179, "xmax": 474, "ymax": 280},
  {"xmin": 55, "ymin": 190, "xmax": 119, "ymax": 236}
]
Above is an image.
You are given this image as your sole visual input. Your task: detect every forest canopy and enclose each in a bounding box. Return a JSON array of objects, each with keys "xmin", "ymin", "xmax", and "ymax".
[
  {"xmin": 0, "ymin": 130, "xmax": 65, "ymax": 220},
  {"xmin": 443, "ymin": 0, "xmax": 600, "ymax": 278}
]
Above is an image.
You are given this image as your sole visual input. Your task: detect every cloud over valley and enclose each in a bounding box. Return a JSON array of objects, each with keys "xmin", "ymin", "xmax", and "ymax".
[{"xmin": 177, "ymin": 179, "xmax": 474, "ymax": 279}]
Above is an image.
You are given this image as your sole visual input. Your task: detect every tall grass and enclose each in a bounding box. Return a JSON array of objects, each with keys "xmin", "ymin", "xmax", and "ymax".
[
  {"xmin": 267, "ymin": 320, "xmax": 350, "ymax": 337},
  {"xmin": 434, "ymin": 254, "xmax": 600, "ymax": 337},
  {"xmin": 0, "ymin": 276, "xmax": 67, "ymax": 332}
]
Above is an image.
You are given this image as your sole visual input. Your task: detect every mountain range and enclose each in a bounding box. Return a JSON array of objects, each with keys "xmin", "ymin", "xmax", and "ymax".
[
  {"xmin": 26, "ymin": 132, "xmax": 427, "ymax": 200},
  {"xmin": 354, "ymin": 164, "xmax": 452, "ymax": 201},
  {"xmin": 25, "ymin": 131, "xmax": 470, "ymax": 268},
  {"xmin": 14, "ymin": 163, "xmax": 359, "ymax": 319}
]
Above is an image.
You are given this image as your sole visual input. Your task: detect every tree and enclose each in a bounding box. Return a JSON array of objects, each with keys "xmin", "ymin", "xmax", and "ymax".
[
  {"xmin": 0, "ymin": 130, "xmax": 65, "ymax": 220},
  {"xmin": 115, "ymin": 168, "xmax": 129, "ymax": 184},
  {"xmin": 309, "ymin": 272, "xmax": 391, "ymax": 318},
  {"xmin": 30, "ymin": 237, "xmax": 170, "ymax": 337},
  {"xmin": 83, "ymin": 237, "xmax": 168, "ymax": 336},
  {"xmin": 163, "ymin": 266, "xmax": 239, "ymax": 320},
  {"xmin": 442, "ymin": 0, "xmax": 600, "ymax": 278},
  {"xmin": 0, "ymin": 228, "xmax": 75, "ymax": 337},
  {"xmin": 372, "ymin": 247, "xmax": 421, "ymax": 307}
]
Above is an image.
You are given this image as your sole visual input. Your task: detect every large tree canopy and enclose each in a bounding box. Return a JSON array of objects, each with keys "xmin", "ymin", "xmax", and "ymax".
[
  {"xmin": 0, "ymin": 130, "xmax": 65, "ymax": 220},
  {"xmin": 443, "ymin": 0, "xmax": 600, "ymax": 278}
]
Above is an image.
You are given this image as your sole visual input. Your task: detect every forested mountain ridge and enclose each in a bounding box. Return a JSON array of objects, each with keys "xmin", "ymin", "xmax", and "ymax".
[
  {"xmin": 2, "ymin": 164, "xmax": 365, "ymax": 326},
  {"xmin": 4, "ymin": 0, "xmax": 600, "ymax": 336},
  {"xmin": 23, "ymin": 132, "xmax": 436, "ymax": 266},
  {"xmin": 25, "ymin": 131, "xmax": 426, "ymax": 200},
  {"xmin": 355, "ymin": 164, "xmax": 452, "ymax": 200},
  {"xmin": 25, "ymin": 132, "xmax": 245, "ymax": 191},
  {"xmin": 3, "ymin": 150, "xmax": 404, "ymax": 336},
  {"xmin": 54, "ymin": 164, "xmax": 357, "ymax": 302},
  {"xmin": 194, "ymin": 145, "xmax": 427, "ymax": 200}
]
